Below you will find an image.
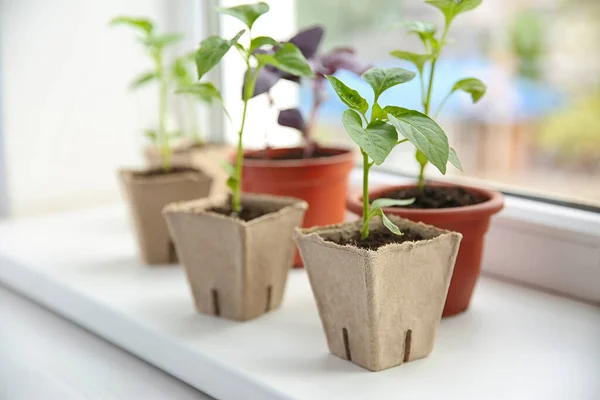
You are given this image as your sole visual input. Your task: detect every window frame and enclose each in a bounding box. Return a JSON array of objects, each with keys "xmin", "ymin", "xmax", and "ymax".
[{"xmin": 0, "ymin": 44, "xmax": 9, "ymax": 218}]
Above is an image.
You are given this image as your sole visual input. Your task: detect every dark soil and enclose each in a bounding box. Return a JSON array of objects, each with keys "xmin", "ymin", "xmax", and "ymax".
[
  {"xmin": 244, "ymin": 148, "xmax": 338, "ymax": 161},
  {"xmin": 133, "ymin": 167, "xmax": 199, "ymax": 178},
  {"xmin": 208, "ymin": 204, "xmax": 270, "ymax": 222},
  {"xmin": 329, "ymin": 228, "xmax": 425, "ymax": 250},
  {"xmin": 378, "ymin": 185, "xmax": 486, "ymax": 209}
]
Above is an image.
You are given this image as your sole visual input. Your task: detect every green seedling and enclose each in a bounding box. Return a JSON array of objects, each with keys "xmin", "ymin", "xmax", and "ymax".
[
  {"xmin": 390, "ymin": 0, "xmax": 487, "ymax": 190},
  {"xmin": 327, "ymin": 67, "xmax": 450, "ymax": 239},
  {"xmin": 191, "ymin": 2, "xmax": 313, "ymax": 214}
]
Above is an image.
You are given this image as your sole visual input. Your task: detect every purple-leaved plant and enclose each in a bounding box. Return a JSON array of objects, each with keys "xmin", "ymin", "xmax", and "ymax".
[{"xmin": 244, "ymin": 26, "xmax": 371, "ymax": 158}]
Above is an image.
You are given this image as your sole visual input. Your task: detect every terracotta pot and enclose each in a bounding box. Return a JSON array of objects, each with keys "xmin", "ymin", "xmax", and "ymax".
[
  {"xmin": 163, "ymin": 194, "xmax": 307, "ymax": 321},
  {"xmin": 295, "ymin": 216, "xmax": 462, "ymax": 371},
  {"xmin": 144, "ymin": 141, "xmax": 234, "ymax": 196},
  {"xmin": 347, "ymin": 182, "xmax": 504, "ymax": 317},
  {"xmin": 119, "ymin": 168, "xmax": 212, "ymax": 265},
  {"xmin": 241, "ymin": 147, "xmax": 355, "ymax": 266}
]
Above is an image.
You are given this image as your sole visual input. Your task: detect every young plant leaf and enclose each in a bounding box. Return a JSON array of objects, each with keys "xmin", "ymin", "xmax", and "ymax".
[
  {"xmin": 403, "ymin": 20, "xmax": 437, "ymax": 40},
  {"xmin": 448, "ymin": 147, "xmax": 463, "ymax": 171},
  {"xmin": 342, "ymin": 110, "xmax": 397, "ymax": 165},
  {"xmin": 129, "ymin": 71, "xmax": 156, "ymax": 90},
  {"xmin": 217, "ymin": 2, "xmax": 269, "ymax": 29},
  {"xmin": 250, "ymin": 36, "xmax": 279, "ymax": 53},
  {"xmin": 244, "ymin": 67, "xmax": 281, "ymax": 98},
  {"xmin": 325, "ymin": 75, "xmax": 368, "ymax": 114},
  {"xmin": 416, "ymin": 149, "xmax": 428, "ymax": 167},
  {"xmin": 362, "ymin": 67, "xmax": 416, "ymax": 102},
  {"xmin": 288, "ymin": 26, "xmax": 324, "ymax": 59},
  {"xmin": 371, "ymin": 103, "xmax": 386, "ymax": 121},
  {"xmin": 254, "ymin": 43, "xmax": 314, "ymax": 78},
  {"xmin": 318, "ymin": 48, "xmax": 371, "ymax": 76},
  {"xmin": 278, "ymin": 109, "xmax": 306, "ymax": 134},
  {"xmin": 110, "ymin": 16, "xmax": 154, "ymax": 35},
  {"xmin": 176, "ymin": 82, "xmax": 222, "ymax": 104},
  {"xmin": 144, "ymin": 129, "xmax": 158, "ymax": 142},
  {"xmin": 373, "ymin": 209, "xmax": 403, "ymax": 236},
  {"xmin": 371, "ymin": 197, "xmax": 415, "ymax": 209},
  {"xmin": 425, "ymin": 0, "xmax": 482, "ymax": 23},
  {"xmin": 451, "ymin": 77, "xmax": 486, "ymax": 103},
  {"xmin": 390, "ymin": 51, "xmax": 432, "ymax": 74},
  {"xmin": 226, "ymin": 176, "xmax": 239, "ymax": 192},
  {"xmin": 195, "ymin": 30, "xmax": 245, "ymax": 80},
  {"xmin": 142, "ymin": 33, "xmax": 183, "ymax": 49},
  {"xmin": 386, "ymin": 106, "xmax": 449, "ymax": 174},
  {"xmin": 220, "ymin": 160, "xmax": 236, "ymax": 177}
]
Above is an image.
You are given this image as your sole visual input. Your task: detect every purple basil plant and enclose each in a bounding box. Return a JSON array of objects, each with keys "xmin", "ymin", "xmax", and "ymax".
[{"xmin": 244, "ymin": 26, "xmax": 371, "ymax": 158}]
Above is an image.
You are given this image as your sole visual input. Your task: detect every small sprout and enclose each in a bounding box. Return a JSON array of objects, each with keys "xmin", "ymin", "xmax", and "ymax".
[
  {"xmin": 390, "ymin": 0, "xmax": 486, "ymax": 190},
  {"xmin": 192, "ymin": 2, "xmax": 313, "ymax": 214}
]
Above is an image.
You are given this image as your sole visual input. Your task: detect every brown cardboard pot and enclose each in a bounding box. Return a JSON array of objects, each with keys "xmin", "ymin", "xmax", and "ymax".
[
  {"xmin": 295, "ymin": 216, "xmax": 462, "ymax": 371},
  {"xmin": 144, "ymin": 141, "xmax": 233, "ymax": 196},
  {"xmin": 164, "ymin": 194, "xmax": 308, "ymax": 321},
  {"xmin": 119, "ymin": 168, "xmax": 212, "ymax": 265},
  {"xmin": 346, "ymin": 182, "xmax": 504, "ymax": 317},
  {"xmin": 242, "ymin": 146, "xmax": 355, "ymax": 267}
]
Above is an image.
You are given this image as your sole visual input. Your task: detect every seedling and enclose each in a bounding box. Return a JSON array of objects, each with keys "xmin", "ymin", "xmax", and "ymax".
[
  {"xmin": 110, "ymin": 16, "xmax": 183, "ymax": 172},
  {"xmin": 327, "ymin": 67, "xmax": 451, "ymax": 239},
  {"xmin": 244, "ymin": 26, "xmax": 370, "ymax": 157},
  {"xmin": 192, "ymin": 2, "xmax": 313, "ymax": 213},
  {"xmin": 390, "ymin": 0, "xmax": 487, "ymax": 190}
]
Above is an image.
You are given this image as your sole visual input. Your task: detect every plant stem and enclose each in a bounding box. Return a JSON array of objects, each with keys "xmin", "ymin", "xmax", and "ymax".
[
  {"xmin": 418, "ymin": 161, "xmax": 426, "ymax": 191},
  {"xmin": 361, "ymin": 150, "xmax": 371, "ymax": 240},
  {"xmin": 187, "ymin": 98, "xmax": 202, "ymax": 145},
  {"xmin": 304, "ymin": 78, "xmax": 323, "ymax": 158},
  {"xmin": 434, "ymin": 91, "xmax": 452, "ymax": 119},
  {"xmin": 155, "ymin": 52, "xmax": 171, "ymax": 172}
]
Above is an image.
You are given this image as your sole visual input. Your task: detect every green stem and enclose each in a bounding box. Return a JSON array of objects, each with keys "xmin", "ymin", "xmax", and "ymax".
[
  {"xmin": 361, "ymin": 151, "xmax": 371, "ymax": 240},
  {"xmin": 418, "ymin": 161, "xmax": 426, "ymax": 191},
  {"xmin": 187, "ymin": 98, "xmax": 202, "ymax": 145},
  {"xmin": 156, "ymin": 53, "xmax": 171, "ymax": 172},
  {"xmin": 434, "ymin": 91, "xmax": 452, "ymax": 119}
]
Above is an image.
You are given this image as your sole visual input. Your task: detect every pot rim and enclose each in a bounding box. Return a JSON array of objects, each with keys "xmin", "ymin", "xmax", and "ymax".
[
  {"xmin": 242, "ymin": 146, "xmax": 355, "ymax": 168},
  {"xmin": 347, "ymin": 182, "xmax": 504, "ymax": 219},
  {"xmin": 118, "ymin": 167, "xmax": 211, "ymax": 185}
]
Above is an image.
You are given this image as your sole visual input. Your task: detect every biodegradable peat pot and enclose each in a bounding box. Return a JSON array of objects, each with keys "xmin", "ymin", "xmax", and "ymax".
[
  {"xmin": 347, "ymin": 182, "xmax": 504, "ymax": 317},
  {"xmin": 144, "ymin": 140, "xmax": 233, "ymax": 196},
  {"xmin": 119, "ymin": 168, "xmax": 212, "ymax": 265},
  {"xmin": 163, "ymin": 194, "xmax": 308, "ymax": 321},
  {"xmin": 295, "ymin": 216, "xmax": 462, "ymax": 371},
  {"xmin": 242, "ymin": 146, "xmax": 355, "ymax": 266}
]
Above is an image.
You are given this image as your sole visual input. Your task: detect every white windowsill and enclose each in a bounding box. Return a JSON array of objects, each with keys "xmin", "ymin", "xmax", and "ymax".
[{"xmin": 0, "ymin": 206, "xmax": 599, "ymax": 400}]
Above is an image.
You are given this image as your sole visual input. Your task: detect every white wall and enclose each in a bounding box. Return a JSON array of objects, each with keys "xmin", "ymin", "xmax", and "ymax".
[{"xmin": 0, "ymin": 0, "xmax": 197, "ymax": 216}]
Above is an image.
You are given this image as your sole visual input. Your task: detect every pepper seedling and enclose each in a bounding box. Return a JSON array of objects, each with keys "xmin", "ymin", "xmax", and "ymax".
[
  {"xmin": 326, "ymin": 67, "xmax": 452, "ymax": 239},
  {"xmin": 192, "ymin": 2, "xmax": 313, "ymax": 214},
  {"xmin": 242, "ymin": 26, "xmax": 370, "ymax": 158},
  {"xmin": 110, "ymin": 16, "xmax": 185, "ymax": 172},
  {"xmin": 390, "ymin": 0, "xmax": 487, "ymax": 190}
]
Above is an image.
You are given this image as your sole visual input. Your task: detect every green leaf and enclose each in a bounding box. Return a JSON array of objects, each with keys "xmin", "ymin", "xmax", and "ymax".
[
  {"xmin": 142, "ymin": 33, "xmax": 183, "ymax": 49},
  {"xmin": 217, "ymin": 2, "xmax": 269, "ymax": 30},
  {"xmin": 226, "ymin": 176, "xmax": 238, "ymax": 191},
  {"xmin": 176, "ymin": 82, "xmax": 222, "ymax": 104},
  {"xmin": 390, "ymin": 51, "xmax": 432, "ymax": 73},
  {"xmin": 361, "ymin": 67, "xmax": 416, "ymax": 102},
  {"xmin": 144, "ymin": 129, "xmax": 157, "ymax": 142},
  {"xmin": 425, "ymin": 0, "xmax": 482, "ymax": 23},
  {"xmin": 451, "ymin": 77, "xmax": 486, "ymax": 103},
  {"xmin": 195, "ymin": 30, "xmax": 245, "ymax": 80},
  {"xmin": 129, "ymin": 71, "xmax": 156, "ymax": 90},
  {"xmin": 386, "ymin": 106, "xmax": 449, "ymax": 174},
  {"xmin": 404, "ymin": 20, "xmax": 437, "ymax": 40},
  {"xmin": 220, "ymin": 160, "xmax": 236, "ymax": 177},
  {"xmin": 416, "ymin": 149, "xmax": 428, "ymax": 167},
  {"xmin": 110, "ymin": 16, "xmax": 154, "ymax": 35},
  {"xmin": 372, "ymin": 103, "xmax": 386, "ymax": 121},
  {"xmin": 172, "ymin": 58, "xmax": 190, "ymax": 81},
  {"xmin": 325, "ymin": 76, "xmax": 368, "ymax": 114},
  {"xmin": 342, "ymin": 110, "xmax": 397, "ymax": 165},
  {"xmin": 250, "ymin": 36, "xmax": 278, "ymax": 52},
  {"xmin": 254, "ymin": 43, "xmax": 313, "ymax": 77},
  {"xmin": 373, "ymin": 209, "xmax": 403, "ymax": 236},
  {"xmin": 371, "ymin": 197, "xmax": 415, "ymax": 209},
  {"xmin": 448, "ymin": 147, "xmax": 463, "ymax": 171}
]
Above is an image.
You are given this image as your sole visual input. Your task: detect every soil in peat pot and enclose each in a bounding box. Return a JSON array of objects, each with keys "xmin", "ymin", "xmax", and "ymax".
[
  {"xmin": 244, "ymin": 148, "xmax": 336, "ymax": 161},
  {"xmin": 133, "ymin": 167, "xmax": 200, "ymax": 178},
  {"xmin": 380, "ymin": 185, "xmax": 486, "ymax": 209},
  {"xmin": 329, "ymin": 229, "xmax": 426, "ymax": 250},
  {"xmin": 208, "ymin": 205, "xmax": 270, "ymax": 222}
]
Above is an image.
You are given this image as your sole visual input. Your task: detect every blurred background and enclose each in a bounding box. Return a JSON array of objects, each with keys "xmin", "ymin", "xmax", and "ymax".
[{"xmin": 1, "ymin": 0, "xmax": 599, "ymax": 216}]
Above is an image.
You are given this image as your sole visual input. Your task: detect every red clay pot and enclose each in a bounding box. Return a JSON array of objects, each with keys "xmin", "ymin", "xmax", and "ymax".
[
  {"xmin": 242, "ymin": 147, "xmax": 355, "ymax": 266},
  {"xmin": 347, "ymin": 182, "xmax": 504, "ymax": 317}
]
